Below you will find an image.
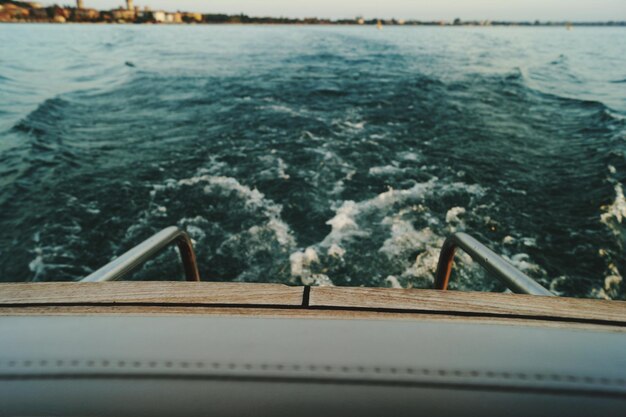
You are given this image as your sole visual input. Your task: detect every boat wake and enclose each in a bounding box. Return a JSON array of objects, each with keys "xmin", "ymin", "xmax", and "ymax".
[{"xmin": 0, "ymin": 25, "xmax": 624, "ymax": 299}]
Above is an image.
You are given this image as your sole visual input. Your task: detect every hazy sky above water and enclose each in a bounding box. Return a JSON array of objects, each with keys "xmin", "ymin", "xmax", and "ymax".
[{"xmin": 40, "ymin": 0, "xmax": 625, "ymax": 21}]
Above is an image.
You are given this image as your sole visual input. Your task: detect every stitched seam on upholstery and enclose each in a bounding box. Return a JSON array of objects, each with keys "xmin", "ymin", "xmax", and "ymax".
[{"xmin": 1, "ymin": 360, "xmax": 624, "ymax": 388}]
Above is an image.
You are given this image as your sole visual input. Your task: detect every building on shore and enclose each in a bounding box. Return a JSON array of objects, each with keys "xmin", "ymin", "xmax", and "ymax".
[
  {"xmin": 0, "ymin": 2, "xmax": 30, "ymax": 20},
  {"xmin": 151, "ymin": 10, "xmax": 165, "ymax": 23},
  {"xmin": 74, "ymin": 7, "xmax": 99, "ymax": 21},
  {"xmin": 1, "ymin": 1, "xmax": 625, "ymax": 26},
  {"xmin": 183, "ymin": 12, "xmax": 202, "ymax": 23},
  {"xmin": 111, "ymin": 7, "xmax": 134, "ymax": 22}
]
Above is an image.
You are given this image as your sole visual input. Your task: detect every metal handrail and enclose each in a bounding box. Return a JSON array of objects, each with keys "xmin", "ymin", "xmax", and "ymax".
[
  {"xmin": 81, "ymin": 226, "xmax": 201, "ymax": 283},
  {"xmin": 435, "ymin": 232, "xmax": 554, "ymax": 296}
]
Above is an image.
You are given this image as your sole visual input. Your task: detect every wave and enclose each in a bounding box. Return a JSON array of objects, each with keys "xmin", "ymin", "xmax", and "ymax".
[
  {"xmin": 289, "ymin": 178, "xmax": 493, "ymax": 289},
  {"xmin": 1, "ymin": 27, "xmax": 624, "ymax": 297},
  {"xmin": 451, "ymin": 65, "xmax": 623, "ymax": 119},
  {"xmin": 596, "ymin": 165, "xmax": 626, "ymax": 299},
  {"xmin": 12, "ymin": 97, "xmax": 71, "ymax": 137},
  {"xmin": 523, "ymin": 80, "xmax": 625, "ymax": 126},
  {"xmin": 125, "ymin": 173, "xmax": 297, "ymax": 282}
]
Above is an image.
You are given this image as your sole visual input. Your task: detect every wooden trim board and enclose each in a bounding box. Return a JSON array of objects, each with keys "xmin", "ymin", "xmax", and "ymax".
[
  {"xmin": 0, "ymin": 282, "xmax": 304, "ymax": 306},
  {"xmin": 0, "ymin": 305, "xmax": 624, "ymax": 332},
  {"xmin": 0, "ymin": 283, "xmax": 624, "ymax": 329},
  {"xmin": 309, "ymin": 287, "xmax": 626, "ymax": 325}
]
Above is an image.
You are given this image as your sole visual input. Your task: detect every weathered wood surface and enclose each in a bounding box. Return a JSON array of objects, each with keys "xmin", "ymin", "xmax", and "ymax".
[
  {"xmin": 0, "ymin": 282, "xmax": 304, "ymax": 306},
  {"xmin": 309, "ymin": 287, "xmax": 626, "ymax": 324},
  {"xmin": 0, "ymin": 283, "xmax": 625, "ymax": 328},
  {"xmin": 0, "ymin": 305, "xmax": 624, "ymax": 332}
]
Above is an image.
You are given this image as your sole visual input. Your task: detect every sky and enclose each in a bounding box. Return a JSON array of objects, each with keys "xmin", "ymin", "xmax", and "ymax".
[{"xmin": 44, "ymin": 1, "xmax": 626, "ymax": 21}]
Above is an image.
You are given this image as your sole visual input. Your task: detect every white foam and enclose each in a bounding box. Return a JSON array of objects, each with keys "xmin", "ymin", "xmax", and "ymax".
[
  {"xmin": 520, "ymin": 237, "xmax": 537, "ymax": 247},
  {"xmin": 294, "ymin": 178, "xmax": 484, "ymax": 287},
  {"xmin": 600, "ymin": 182, "xmax": 626, "ymax": 227},
  {"xmin": 276, "ymin": 158, "xmax": 290, "ymax": 180},
  {"xmin": 593, "ymin": 166, "xmax": 626, "ymax": 299},
  {"xmin": 502, "ymin": 235, "xmax": 536, "ymax": 247},
  {"xmin": 266, "ymin": 218, "xmax": 295, "ymax": 247},
  {"xmin": 289, "ymin": 252, "xmax": 305, "ymax": 277},
  {"xmin": 28, "ymin": 248, "xmax": 45, "ymax": 280},
  {"xmin": 605, "ymin": 273, "xmax": 622, "ymax": 291},
  {"xmin": 146, "ymin": 174, "xmax": 297, "ymax": 260},
  {"xmin": 385, "ymin": 275, "xmax": 402, "ymax": 289},
  {"xmin": 397, "ymin": 151, "xmax": 420, "ymax": 162},
  {"xmin": 327, "ymin": 244, "xmax": 346, "ymax": 258},
  {"xmin": 178, "ymin": 216, "xmax": 210, "ymax": 241},
  {"xmin": 265, "ymin": 104, "xmax": 301, "ymax": 116},
  {"xmin": 547, "ymin": 275, "xmax": 566, "ymax": 296},
  {"xmin": 258, "ymin": 155, "xmax": 290, "ymax": 180},
  {"xmin": 445, "ymin": 207, "xmax": 466, "ymax": 224},
  {"xmin": 290, "ymin": 247, "xmax": 329, "ymax": 286},
  {"xmin": 379, "ymin": 218, "xmax": 433, "ymax": 258},
  {"xmin": 401, "ymin": 245, "xmax": 442, "ymax": 284},
  {"xmin": 27, "ymin": 225, "xmax": 89, "ymax": 281},
  {"xmin": 368, "ymin": 165, "xmax": 404, "ymax": 176},
  {"xmin": 503, "ymin": 253, "xmax": 545, "ymax": 276},
  {"xmin": 301, "ymin": 273, "xmax": 334, "ymax": 287},
  {"xmin": 320, "ymin": 180, "xmax": 479, "ymax": 254},
  {"xmin": 321, "ymin": 201, "xmax": 368, "ymax": 247},
  {"xmin": 289, "ymin": 248, "xmax": 319, "ymax": 276},
  {"xmin": 331, "ymin": 180, "xmax": 345, "ymax": 195},
  {"xmin": 343, "ymin": 121, "xmax": 365, "ymax": 130},
  {"xmin": 330, "ymin": 170, "xmax": 356, "ymax": 196},
  {"xmin": 210, "ymin": 177, "xmax": 295, "ymax": 248},
  {"xmin": 592, "ymin": 261, "xmax": 623, "ymax": 300}
]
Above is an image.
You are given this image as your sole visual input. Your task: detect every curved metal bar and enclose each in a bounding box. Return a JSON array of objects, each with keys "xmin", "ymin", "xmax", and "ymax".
[
  {"xmin": 81, "ymin": 227, "xmax": 200, "ymax": 282},
  {"xmin": 435, "ymin": 232, "xmax": 553, "ymax": 296}
]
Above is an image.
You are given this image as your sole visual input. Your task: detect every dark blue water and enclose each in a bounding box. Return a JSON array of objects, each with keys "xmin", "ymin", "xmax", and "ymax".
[{"xmin": 0, "ymin": 24, "xmax": 625, "ymax": 299}]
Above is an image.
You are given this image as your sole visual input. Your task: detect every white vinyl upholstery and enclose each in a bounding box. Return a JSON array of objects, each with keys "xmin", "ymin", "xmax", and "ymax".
[{"xmin": 1, "ymin": 316, "xmax": 625, "ymax": 416}]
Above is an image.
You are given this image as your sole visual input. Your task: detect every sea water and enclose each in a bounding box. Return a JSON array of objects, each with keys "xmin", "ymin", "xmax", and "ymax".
[{"xmin": 0, "ymin": 24, "xmax": 624, "ymax": 299}]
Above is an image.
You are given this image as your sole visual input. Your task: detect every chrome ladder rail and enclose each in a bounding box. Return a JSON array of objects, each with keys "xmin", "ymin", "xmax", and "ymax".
[
  {"xmin": 435, "ymin": 232, "xmax": 554, "ymax": 296},
  {"xmin": 81, "ymin": 226, "xmax": 548, "ymax": 295},
  {"xmin": 81, "ymin": 226, "xmax": 200, "ymax": 282}
]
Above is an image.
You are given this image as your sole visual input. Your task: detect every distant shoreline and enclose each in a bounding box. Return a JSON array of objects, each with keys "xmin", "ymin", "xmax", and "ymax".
[
  {"xmin": 2, "ymin": 21, "xmax": 626, "ymax": 27},
  {"xmin": 1, "ymin": 2, "xmax": 624, "ymax": 26}
]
